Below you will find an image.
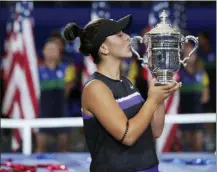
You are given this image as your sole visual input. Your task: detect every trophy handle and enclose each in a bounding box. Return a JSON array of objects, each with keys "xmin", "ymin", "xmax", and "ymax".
[
  {"xmin": 130, "ymin": 36, "xmax": 148, "ymax": 66},
  {"xmin": 180, "ymin": 35, "xmax": 199, "ymax": 66}
]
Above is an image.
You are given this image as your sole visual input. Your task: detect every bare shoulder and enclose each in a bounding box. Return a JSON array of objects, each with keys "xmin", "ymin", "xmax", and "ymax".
[
  {"xmin": 82, "ymin": 79, "xmax": 113, "ymax": 110},
  {"xmin": 81, "ymin": 79, "xmax": 129, "ymax": 143},
  {"xmin": 83, "ymin": 79, "xmax": 112, "ymax": 97}
]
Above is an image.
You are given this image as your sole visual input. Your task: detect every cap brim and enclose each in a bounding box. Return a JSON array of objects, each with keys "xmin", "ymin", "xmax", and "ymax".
[
  {"xmin": 91, "ymin": 14, "xmax": 132, "ymax": 52},
  {"xmin": 116, "ymin": 14, "xmax": 132, "ymax": 31}
]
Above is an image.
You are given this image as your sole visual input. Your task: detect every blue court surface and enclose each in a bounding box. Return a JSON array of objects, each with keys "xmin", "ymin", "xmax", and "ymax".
[{"xmin": 1, "ymin": 152, "xmax": 216, "ymax": 172}]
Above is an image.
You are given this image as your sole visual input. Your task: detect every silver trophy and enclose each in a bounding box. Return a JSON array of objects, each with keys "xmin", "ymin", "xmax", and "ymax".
[{"xmin": 131, "ymin": 10, "xmax": 199, "ymax": 85}]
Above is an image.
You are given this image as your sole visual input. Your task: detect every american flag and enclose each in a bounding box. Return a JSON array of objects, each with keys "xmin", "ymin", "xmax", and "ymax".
[
  {"xmin": 144, "ymin": 1, "xmax": 186, "ymax": 153},
  {"xmin": 2, "ymin": 2, "xmax": 39, "ymax": 151},
  {"xmin": 82, "ymin": 1, "xmax": 110, "ymax": 86}
]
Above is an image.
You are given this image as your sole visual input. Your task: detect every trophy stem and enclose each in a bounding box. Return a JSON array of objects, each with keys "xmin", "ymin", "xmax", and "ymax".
[{"xmin": 155, "ymin": 71, "xmax": 174, "ymax": 86}]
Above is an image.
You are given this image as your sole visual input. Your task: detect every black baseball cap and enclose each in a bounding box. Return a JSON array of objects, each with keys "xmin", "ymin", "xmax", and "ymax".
[{"xmin": 91, "ymin": 14, "xmax": 132, "ymax": 54}]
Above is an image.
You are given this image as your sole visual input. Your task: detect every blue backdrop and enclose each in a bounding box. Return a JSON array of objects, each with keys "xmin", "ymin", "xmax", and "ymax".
[{"xmin": 0, "ymin": 5, "xmax": 216, "ymax": 57}]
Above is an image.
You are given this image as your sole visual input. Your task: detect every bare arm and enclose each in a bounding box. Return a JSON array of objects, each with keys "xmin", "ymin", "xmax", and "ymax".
[
  {"xmin": 64, "ymin": 65, "xmax": 76, "ymax": 96},
  {"xmin": 82, "ymin": 80, "xmax": 158, "ymax": 146},
  {"xmin": 201, "ymin": 87, "xmax": 210, "ymax": 104},
  {"xmin": 201, "ymin": 71, "xmax": 210, "ymax": 104},
  {"xmin": 65, "ymin": 81, "xmax": 76, "ymax": 96},
  {"xmin": 151, "ymin": 103, "xmax": 165, "ymax": 138},
  {"xmin": 82, "ymin": 79, "xmax": 177, "ymax": 146},
  {"xmin": 151, "ymin": 83, "xmax": 181, "ymax": 138},
  {"xmin": 151, "ymin": 82, "xmax": 182, "ymax": 138}
]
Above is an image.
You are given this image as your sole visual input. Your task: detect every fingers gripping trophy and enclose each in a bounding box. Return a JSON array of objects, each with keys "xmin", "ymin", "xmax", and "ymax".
[{"xmin": 131, "ymin": 10, "xmax": 199, "ymax": 86}]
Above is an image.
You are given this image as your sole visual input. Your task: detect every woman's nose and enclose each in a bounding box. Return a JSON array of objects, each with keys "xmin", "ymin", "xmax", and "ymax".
[{"xmin": 125, "ymin": 33, "xmax": 130, "ymax": 41}]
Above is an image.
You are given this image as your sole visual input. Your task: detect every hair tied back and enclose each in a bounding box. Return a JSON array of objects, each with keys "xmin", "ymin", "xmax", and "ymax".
[{"xmin": 63, "ymin": 23, "xmax": 84, "ymax": 41}]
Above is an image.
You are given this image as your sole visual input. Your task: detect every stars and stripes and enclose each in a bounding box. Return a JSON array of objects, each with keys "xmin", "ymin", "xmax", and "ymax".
[{"xmin": 2, "ymin": 1, "xmax": 39, "ymax": 151}]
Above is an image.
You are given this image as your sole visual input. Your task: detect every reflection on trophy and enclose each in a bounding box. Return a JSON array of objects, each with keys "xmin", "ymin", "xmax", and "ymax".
[{"xmin": 131, "ymin": 10, "xmax": 199, "ymax": 86}]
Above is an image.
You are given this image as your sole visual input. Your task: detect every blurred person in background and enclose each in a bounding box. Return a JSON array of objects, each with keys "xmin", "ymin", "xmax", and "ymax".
[
  {"xmin": 49, "ymin": 31, "xmax": 73, "ymax": 64},
  {"xmin": 197, "ymin": 31, "xmax": 216, "ymax": 152},
  {"xmin": 36, "ymin": 38, "xmax": 76, "ymax": 152},
  {"xmin": 49, "ymin": 31, "xmax": 86, "ymax": 151},
  {"xmin": 49, "ymin": 31, "xmax": 77, "ymax": 95},
  {"xmin": 179, "ymin": 42, "xmax": 210, "ymax": 152},
  {"xmin": 197, "ymin": 31, "xmax": 216, "ymax": 113}
]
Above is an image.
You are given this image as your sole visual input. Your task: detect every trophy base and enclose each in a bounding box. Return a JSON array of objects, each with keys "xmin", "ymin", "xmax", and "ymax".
[{"xmin": 155, "ymin": 70, "xmax": 174, "ymax": 86}]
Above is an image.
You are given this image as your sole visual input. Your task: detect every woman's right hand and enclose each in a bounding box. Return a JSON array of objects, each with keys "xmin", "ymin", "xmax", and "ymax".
[{"xmin": 147, "ymin": 78, "xmax": 181, "ymax": 105}]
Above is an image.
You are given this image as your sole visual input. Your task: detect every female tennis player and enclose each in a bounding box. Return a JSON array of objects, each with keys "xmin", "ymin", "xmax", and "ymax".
[{"xmin": 63, "ymin": 14, "xmax": 181, "ymax": 172}]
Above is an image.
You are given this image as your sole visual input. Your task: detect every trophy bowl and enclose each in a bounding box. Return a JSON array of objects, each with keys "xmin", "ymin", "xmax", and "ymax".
[{"xmin": 131, "ymin": 10, "xmax": 199, "ymax": 86}]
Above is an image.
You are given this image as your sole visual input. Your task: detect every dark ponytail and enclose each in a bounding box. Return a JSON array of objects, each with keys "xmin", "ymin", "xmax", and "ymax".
[
  {"xmin": 63, "ymin": 19, "xmax": 105, "ymax": 64},
  {"xmin": 63, "ymin": 23, "xmax": 83, "ymax": 41}
]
